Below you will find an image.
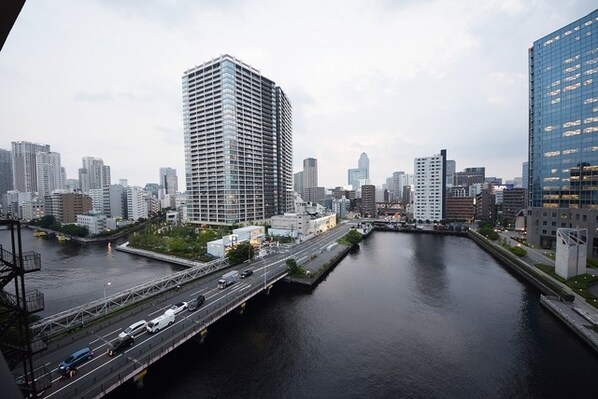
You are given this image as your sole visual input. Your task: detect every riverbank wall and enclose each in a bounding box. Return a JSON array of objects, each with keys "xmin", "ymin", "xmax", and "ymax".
[{"xmin": 115, "ymin": 242, "xmax": 202, "ymax": 268}]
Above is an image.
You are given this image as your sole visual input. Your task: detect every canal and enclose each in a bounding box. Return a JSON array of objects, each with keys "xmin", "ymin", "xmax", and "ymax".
[
  {"xmin": 0, "ymin": 228, "xmax": 184, "ymax": 315},
  {"xmin": 97, "ymin": 231, "xmax": 597, "ymax": 398},
  {"xmin": 3, "ymin": 227, "xmax": 598, "ymax": 397}
]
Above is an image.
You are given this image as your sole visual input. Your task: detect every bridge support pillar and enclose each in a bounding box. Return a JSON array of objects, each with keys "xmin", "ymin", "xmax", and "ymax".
[
  {"xmin": 237, "ymin": 302, "xmax": 247, "ymax": 315},
  {"xmin": 265, "ymin": 284, "xmax": 273, "ymax": 295},
  {"xmin": 133, "ymin": 369, "xmax": 147, "ymax": 389}
]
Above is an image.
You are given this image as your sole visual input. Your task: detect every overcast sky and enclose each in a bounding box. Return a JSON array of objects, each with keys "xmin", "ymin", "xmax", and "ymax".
[{"xmin": 1, "ymin": 1, "xmax": 596, "ymax": 190}]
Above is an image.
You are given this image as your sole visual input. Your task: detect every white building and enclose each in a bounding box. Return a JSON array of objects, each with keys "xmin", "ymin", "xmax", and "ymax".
[
  {"xmin": 21, "ymin": 200, "xmax": 45, "ymax": 221},
  {"xmin": 332, "ymin": 196, "xmax": 351, "ymax": 218},
  {"xmin": 77, "ymin": 211, "xmax": 107, "ymax": 235},
  {"xmin": 36, "ymin": 151, "xmax": 64, "ymax": 197},
  {"xmin": 126, "ymin": 186, "xmax": 148, "ymax": 221},
  {"xmin": 79, "ymin": 157, "xmax": 111, "ymax": 194},
  {"xmin": 207, "ymin": 226, "xmax": 265, "ymax": 258},
  {"xmin": 88, "ymin": 188, "xmax": 104, "ymax": 212},
  {"xmin": 414, "ymin": 150, "xmax": 446, "ymax": 222},
  {"xmin": 270, "ymin": 213, "xmax": 311, "ymax": 237}
]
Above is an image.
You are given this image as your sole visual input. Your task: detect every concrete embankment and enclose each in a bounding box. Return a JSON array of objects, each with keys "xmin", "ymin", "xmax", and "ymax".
[
  {"xmin": 468, "ymin": 231, "xmax": 571, "ymax": 299},
  {"xmin": 115, "ymin": 242, "xmax": 201, "ymax": 268},
  {"xmin": 540, "ymin": 295, "xmax": 598, "ymax": 352},
  {"xmin": 287, "ymin": 244, "xmax": 354, "ymax": 286}
]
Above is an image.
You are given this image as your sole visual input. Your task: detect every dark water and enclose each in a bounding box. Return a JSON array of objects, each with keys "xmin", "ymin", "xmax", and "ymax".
[
  {"xmin": 104, "ymin": 232, "xmax": 598, "ymax": 399},
  {"xmin": 0, "ymin": 228, "xmax": 184, "ymax": 315}
]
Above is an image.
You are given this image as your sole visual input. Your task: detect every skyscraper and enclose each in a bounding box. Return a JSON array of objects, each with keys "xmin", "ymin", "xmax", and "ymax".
[
  {"xmin": 302, "ymin": 158, "xmax": 318, "ymax": 189},
  {"xmin": 0, "ymin": 148, "xmax": 13, "ymax": 197},
  {"xmin": 528, "ymin": 9, "xmax": 598, "ymax": 254},
  {"xmin": 159, "ymin": 167, "xmax": 178, "ymax": 195},
  {"xmin": 183, "ymin": 54, "xmax": 293, "ymax": 226},
  {"xmin": 79, "ymin": 157, "xmax": 111, "ymax": 193},
  {"xmin": 413, "ymin": 149, "xmax": 447, "ymax": 222},
  {"xmin": 358, "ymin": 152, "xmax": 370, "ymax": 179},
  {"xmin": 35, "ymin": 151, "xmax": 64, "ymax": 197},
  {"xmin": 11, "ymin": 141, "xmax": 51, "ymax": 193}
]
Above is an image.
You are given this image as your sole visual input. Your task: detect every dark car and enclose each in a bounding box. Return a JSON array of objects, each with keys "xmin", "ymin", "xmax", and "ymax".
[
  {"xmin": 107, "ymin": 335, "xmax": 134, "ymax": 356},
  {"xmin": 240, "ymin": 269, "xmax": 253, "ymax": 279},
  {"xmin": 188, "ymin": 295, "xmax": 206, "ymax": 312},
  {"xmin": 59, "ymin": 347, "xmax": 93, "ymax": 375}
]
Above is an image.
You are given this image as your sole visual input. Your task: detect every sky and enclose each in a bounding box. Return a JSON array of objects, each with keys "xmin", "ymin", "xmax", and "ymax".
[{"xmin": 1, "ymin": 0, "xmax": 597, "ymax": 190}]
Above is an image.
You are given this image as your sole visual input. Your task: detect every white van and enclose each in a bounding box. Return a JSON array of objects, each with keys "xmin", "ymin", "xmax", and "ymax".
[{"xmin": 146, "ymin": 309, "xmax": 175, "ymax": 333}]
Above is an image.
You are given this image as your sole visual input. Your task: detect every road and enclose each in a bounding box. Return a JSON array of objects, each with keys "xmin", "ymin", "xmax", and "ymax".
[{"xmin": 28, "ymin": 223, "xmax": 353, "ymax": 398}]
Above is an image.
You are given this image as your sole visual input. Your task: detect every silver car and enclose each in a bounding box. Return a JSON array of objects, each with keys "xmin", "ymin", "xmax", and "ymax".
[{"xmin": 119, "ymin": 320, "xmax": 147, "ymax": 338}]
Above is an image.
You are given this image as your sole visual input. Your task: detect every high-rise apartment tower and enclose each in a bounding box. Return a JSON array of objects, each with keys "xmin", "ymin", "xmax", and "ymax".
[{"xmin": 183, "ymin": 55, "xmax": 293, "ymax": 226}]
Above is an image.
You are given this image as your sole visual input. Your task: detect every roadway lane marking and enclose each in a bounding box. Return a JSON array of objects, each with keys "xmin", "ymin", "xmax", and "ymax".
[
  {"xmin": 148, "ymin": 305, "xmax": 171, "ymax": 317},
  {"xmin": 88, "ymin": 328, "xmax": 121, "ymax": 345}
]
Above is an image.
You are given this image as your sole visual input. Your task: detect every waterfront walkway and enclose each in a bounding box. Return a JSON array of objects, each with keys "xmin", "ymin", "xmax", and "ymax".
[{"xmin": 497, "ymin": 231, "xmax": 598, "ymax": 351}]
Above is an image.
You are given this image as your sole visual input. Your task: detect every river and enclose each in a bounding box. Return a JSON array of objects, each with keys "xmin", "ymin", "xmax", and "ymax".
[{"xmin": 3, "ymin": 228, "xmax": 598, "ymax": 397}]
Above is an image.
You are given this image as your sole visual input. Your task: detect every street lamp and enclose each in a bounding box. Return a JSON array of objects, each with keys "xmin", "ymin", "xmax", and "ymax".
[{"xmin": 103, "ymin": 282, "xmax": 112, "ymax": 315}]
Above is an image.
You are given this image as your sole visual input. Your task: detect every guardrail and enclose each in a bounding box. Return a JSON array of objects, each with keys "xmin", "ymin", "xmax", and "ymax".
[
  {"xmin": 31, "ymin": 257, "xmax": 231, "ymax": 340},
  {"xmin": 54, "ymin": 270, "xmax": 289, "ymax": 399}
]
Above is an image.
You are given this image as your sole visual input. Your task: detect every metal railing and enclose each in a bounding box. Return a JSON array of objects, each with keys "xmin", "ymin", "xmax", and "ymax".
[{"xmin": 31, "ymin": 257, "xmax": 231, "ymax": 339}]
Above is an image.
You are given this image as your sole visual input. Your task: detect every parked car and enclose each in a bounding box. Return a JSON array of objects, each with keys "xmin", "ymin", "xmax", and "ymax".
[
  {"xmin": 107, "ymin": 335, "xmax": 134, "ymax": 356},
  {"xmin": 119, "ymin": 320, "xmax": 147, "ymax": 338},
  {"xmin": 240, "ymin": 269, "xmax": 253, "ymax": 279},
  {"xmin": 188, "ymin": 295, "xmax": 206, "ymax": 312},
  {"xmin": 58, "ymin": 347, "xmax": 93, "ymax": 375},
  {"xmin": 169, "ymin": 302, "xmax": 188, "ymax": 315}
]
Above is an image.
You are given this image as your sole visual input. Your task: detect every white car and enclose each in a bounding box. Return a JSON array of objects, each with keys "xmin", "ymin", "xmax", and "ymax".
[
  {"xmin": 119, "ymin": 320, "xmax": 147, "ymax": 338},
  {"xmin": 169, "ymin": 302, "xmax": 188, "ymax": 315}
]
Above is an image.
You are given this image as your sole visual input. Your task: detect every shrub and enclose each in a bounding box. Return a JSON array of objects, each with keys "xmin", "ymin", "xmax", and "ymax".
[{"xmin": 510, "ymin": 246, "xmax": 527, "ymax": 257}]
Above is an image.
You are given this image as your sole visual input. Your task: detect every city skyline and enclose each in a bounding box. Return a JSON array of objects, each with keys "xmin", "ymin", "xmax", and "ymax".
[{"xmin": 1, "ymin": 1, "xmax": 596, "ymax": 189}]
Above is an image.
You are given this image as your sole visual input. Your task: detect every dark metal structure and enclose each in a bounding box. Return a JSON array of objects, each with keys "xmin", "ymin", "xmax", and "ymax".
[{"xmin": 0, "ymin": 219, "xmax": 51, "ymax": 397}]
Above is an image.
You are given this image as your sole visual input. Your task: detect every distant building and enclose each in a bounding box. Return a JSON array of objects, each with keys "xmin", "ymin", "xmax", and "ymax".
[
  {"xmin": 159, "ymin": 167, "xmax": 178, "ymax": 195},
  {"xmin": 12, "ymin": 141, "xmax": 51, "ymax": 193},
  {"xmin": 76, "ymin": 211, "xmax": 107, "ymax": 235},
  {"xmin": 0, "ymin": 148, "xmax": 13, "ymax": 198},
  {"xmin": 46, "ymin": 192, "xmax": 93, "ymax": 224},
  {"xmin": 36, "ymin": 152, "xmax": 64, "ymax": 197},
  {"xmin": 501, "ymin": 188, "xmax": 526, "ymax": 228},
  {"xmin": 358, "ymin": 152, "xmax": 370, "ymax": 179},
  {"xmin": 79, "ymin": 157, "xmax": 111, "ymax": 194},
  {"xmin": 332, "ymin": 196, "xmax": 351, "ymax": 218},
  {"xmin": 293, "ymin": 171, "xmax": 304, "ymax": 195},
  {"xmin": 126, "ymin": 186, "xmax": 148, "ymax": 221},
  {"xmin": 361, "ymin": 185, "xmax": 376, "ymax": 217},
  {"xmin": 445, "ymin": 196, "xmax": 474, "ymax": 223},
  {"xmin": 454, "ymin": 167, "xmax": 485, "ymax": 187},
  {"xmin": 145, "ymin": 183, "xmax": 160, "ymax": 198},
  {"xmin": 21, "ymin": 200, "xmax": 45, "ymax": 221},
  {"xmin": 414, "ymin": 149, "xmax": 446, "ymax": 222},
  {"xmin": 474, "ymin": 190, "xmax": 495, "ymax": 224},
  {"xmin": 445, "ymin": 160, "xmax": 456, "ymax": 187},
  {"xmin": 103, "ymin": 184, "xmax": 125, "ymax": 218}
]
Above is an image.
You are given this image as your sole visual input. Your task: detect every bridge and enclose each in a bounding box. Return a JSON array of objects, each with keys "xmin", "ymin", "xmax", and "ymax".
[{"xmin": 20, "ymin": 223, "xmax": 353, "ymax": 398}]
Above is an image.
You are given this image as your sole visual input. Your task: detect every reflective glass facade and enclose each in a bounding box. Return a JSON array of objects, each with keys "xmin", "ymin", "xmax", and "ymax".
[{"xmin": 529, "ymin": 9, "xmax": 598, "ymax": 209}]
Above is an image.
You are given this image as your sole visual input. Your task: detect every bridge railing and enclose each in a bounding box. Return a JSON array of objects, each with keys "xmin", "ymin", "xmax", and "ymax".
[
  {"xmin": 75, "ymin": 269, "xmax": 289, "ymax": 399},
  {"xmin": 31, "ymin": 257, "xmax": 231, "ymax": 340}
]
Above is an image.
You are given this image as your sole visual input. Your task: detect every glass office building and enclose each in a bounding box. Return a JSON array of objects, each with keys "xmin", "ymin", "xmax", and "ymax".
[{"xmin": 528, "ymin": 9, "xmax": 598, "ymax": 253}]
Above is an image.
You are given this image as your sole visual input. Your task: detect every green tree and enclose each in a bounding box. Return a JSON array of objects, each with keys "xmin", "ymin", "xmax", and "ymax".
[
  {"xmin": 226, "ymin": 242, "xmax": 253, "ymax": 265},
  {"xmin": 38, "ymin": 215, "xmax": 56, "ymax": 228},
  {"xmin": 286, "ymin": 258, "xmax": 305, "ymax": 276},
  {"xmin": 342, "ymin": 229, "xmax": 363, "ymax": 245}
]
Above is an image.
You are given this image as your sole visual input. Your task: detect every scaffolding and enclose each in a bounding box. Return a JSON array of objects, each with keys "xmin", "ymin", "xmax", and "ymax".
[{"xmin": 0, "ymin": 220, "xmax": 51, "ymax": 397}]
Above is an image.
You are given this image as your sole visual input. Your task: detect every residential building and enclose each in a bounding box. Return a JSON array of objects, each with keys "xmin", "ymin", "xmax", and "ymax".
[
  {"xmin": 46, "ymin": 192, "xmax": 92, "ymax": 224},
  {"xmin": 21, "ymin": 200, "xmax": 45, "ymax": 221},
  {"xmin": 522, "ymin": 162, "xmax": 529, "ymax": 195},
  {"xmin": 88, "ymin": 188, "xmax": 104, "ymax": 212},
  {"xmin": 361, "ymin": 184, "xmax": 376, "ymax": 217},
  {"xmin": 0, "ymin": 148, "xmax": 13, "ymax": 197},
  {"xmin": 528, "ymin": 9, "xmax": 598, "ymax": 255},
  {"xmin": 183, "ymin": 54, "xmax": 293, "ymax": 226},
  {"xmin": 103, "ymin": 184, "xmax": 125, "ymax": 218},
  {"xmin": 76, "ymin": 211, "xmax": 107, "ymax": 235},
  {"xmin": 332, "ymin": 196, "xmax": 351, "ymax": 218},
  {"xmin": 159, "ymin": 167, "xmax": 178, "ymax": 195},
  {"xmin": 474, "ymin": 190, "xmax": 495, "ymax": 224},
  {"xmin": 36, "ymin": 152, "xmax": 64, "ymax": 197},
  {"xmin": 414, "ymin": 149, "xmax": 446, "ymax": 222},
  {"xmin": 11, "ymin": 141, "xmax": 50, "ymax": 193},
  {"xmin": 126, "ymin": 186, "xmax": 148, "ymax": 221},
  {"xmin": 79, "ymin": 157, "xmax": 111, "ymax": 194}
]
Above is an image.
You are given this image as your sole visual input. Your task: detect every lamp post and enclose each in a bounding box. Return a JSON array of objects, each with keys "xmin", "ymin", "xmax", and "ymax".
[{"xmin": 103, "ymin": 282, "xmax": 112, "ymax": 315}]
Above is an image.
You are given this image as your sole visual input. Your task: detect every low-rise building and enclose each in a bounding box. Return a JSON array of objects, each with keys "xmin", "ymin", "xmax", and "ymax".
[{"xmin": 77, "ymin": 211, "xmax": 107, "ymax": 235}]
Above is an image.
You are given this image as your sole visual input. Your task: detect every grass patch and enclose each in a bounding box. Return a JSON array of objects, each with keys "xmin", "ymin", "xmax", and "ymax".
[{"xmin": 535, "ymin": 264, "xmax": 566, "ymax": 283}]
